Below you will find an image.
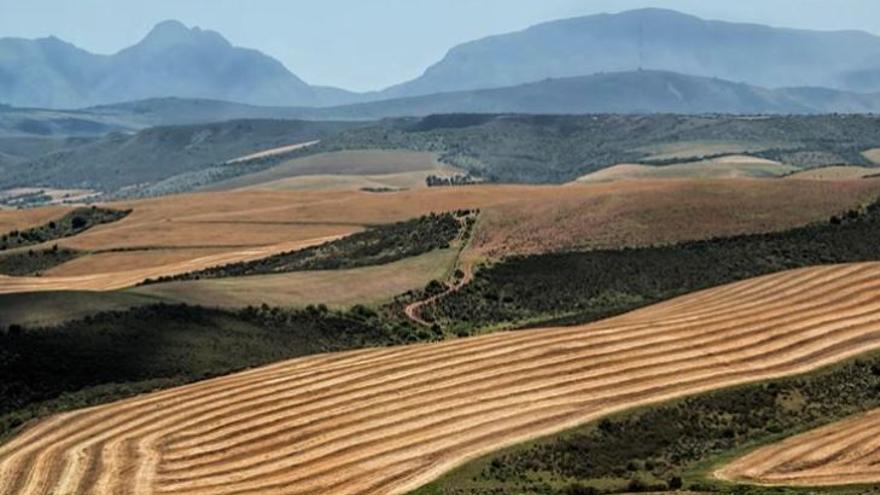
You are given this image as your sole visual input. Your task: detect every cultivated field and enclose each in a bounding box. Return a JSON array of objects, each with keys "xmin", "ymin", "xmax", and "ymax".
[
  {"xmin": 4, "ymin": 262, "xmax": 880, "ymax": 494},
  {"xmin": 4, "ymin": 179, "xmax": 880, "ymax": 294},
  {"xmin": 716, "ymin": 407, "xmax": 880, "ymax": 486},
  {"xmin": 573, "ymin": 155, "xmax": 797, "ymax": 183},
  {"xmin": 0, "ymin": 236, "xmax": 341, "ymax": 293},
  {"xmin": 129, "ymin": 248, "xmax": 459, "ymax": 309},
  {"xmin": 226, "ymin": 140, "xmax": 320, "ymax": 164},
  {"xmin": 784, "ymin": 165, "xmax": 879, "ymax": 180},
  {"xmin": 864, "ymin": 148, "xmax": 880, "ymax": 165},
  {"xmin": 637, "ymin": 140, "xmax": 784, "ymax": 161},
  {"xmin": 205, "ymin": 150, "xmax": 461, "ymax": 191}
]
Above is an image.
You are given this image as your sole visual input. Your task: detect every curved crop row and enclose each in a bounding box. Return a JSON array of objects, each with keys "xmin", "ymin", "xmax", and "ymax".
[
  {"xmin": 717, "ymin": 407, "xmax": 880, "ymax": 486},
  {"xmin": 3, "ymin": 262, "xmax": 880, "ymax": 494}
]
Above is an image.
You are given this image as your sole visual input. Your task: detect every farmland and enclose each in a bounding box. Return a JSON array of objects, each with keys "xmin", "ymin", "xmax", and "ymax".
[
  {"xmin": 4, "ymin": 262, "xmax": 880, "ymax": 494},
  {"xmin": 717, "ymin": 407, "xmax": 880, "ymax": 487}
]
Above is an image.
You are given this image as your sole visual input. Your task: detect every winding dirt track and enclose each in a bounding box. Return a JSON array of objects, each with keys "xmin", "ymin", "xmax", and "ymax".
[
  {"xmin": 716, "ymin": 408, "xmax": 880, "ymax": 486},
  {"xmin": 5, "ymin": 262, "xmax": 880, "ymax": 494}
]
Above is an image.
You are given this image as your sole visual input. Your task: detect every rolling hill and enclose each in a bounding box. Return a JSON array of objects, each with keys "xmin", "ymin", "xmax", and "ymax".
[
  {"xmin": 381, "ymin": 8, "xmax": 880, "ymax": 98},
  {"xmin": 4, "ymin": 262, "xmax": 880, "ymax": 494},
  {"xmin": 0, "ymin": 119, "xmax": 361, "ymax": 191}
]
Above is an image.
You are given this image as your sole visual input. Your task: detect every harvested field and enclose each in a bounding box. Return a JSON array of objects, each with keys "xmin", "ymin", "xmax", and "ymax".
[
  {"xmin": 4, "ymin": 262, "xmax": 880, "ymax": 494},
  {"xmin": 226, "ymin": 140, "xmax": 320, "ymax": 164},
  {"xmin": 864, "ymin": 148, "xmax": 880, "ymax": 165},
  {"xmin": 638, "ymin": 140, "xmax": 784, "ymax": 161},
  {"xmin": 472, "ymin": 178, "xmax": 880, "ymax": 257},
  {"xmin": 784, "ymin": 165, "xmax": 879, "ymax": 180},
  {"xmin": 240, "ymin": 170, "xmax": 459, "ymax": 191},
  {"xmin": 716, "ymin": 407, "xmax": 880, "ymax": 486},
  {"xmin": 41, "ymin": 248, "xmax": 235, "ymax": 277},
  {"xmin": 0, "ymin": 205, "xmax": 70, "ymax": 233},
  {"xmin": 129, "ymin": 248, "xmax": 459, "ymax": 309},
  {"xmin": 206, "ymin": 150, "xmax": 459, "ymax": 191},
  {"xmin": 0, "ymin": 236, "xmax": 342, "ymax": 293},
  {"xmin": 4, "ymin": 178, "xmax": 880, "ymax": 291},
  {"xmin": 573, "ymin": 155, "xmax": 796, "ymax": 183}
]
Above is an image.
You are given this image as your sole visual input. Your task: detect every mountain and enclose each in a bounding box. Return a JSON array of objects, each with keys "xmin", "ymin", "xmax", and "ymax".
[
  {"xmin": 0, "ymin": 20, "xmax": 359, "ymax": 109},
  {"xmin": 314, "ymin": 71, "xmax": 880, "ymax": 118},
  {"xmin": 381, "ymin": 8, "xmax": 880, "ymax": 98}
]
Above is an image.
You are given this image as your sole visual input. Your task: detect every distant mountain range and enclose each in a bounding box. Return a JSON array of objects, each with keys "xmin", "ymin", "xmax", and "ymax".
[
  {"xmin": 3, "ymin": 70, "xmax": 879, "ymax": 140},
  {"xmin": 0, "ymin": 20, "xmax": 359, "ymax": 108},
  {"xmin": 382, "ymin": 8, "xmax": 880, "ymax": 98},
  {"xmin": 320, "ymin": 71, "xmax": 880, "ymax": 117},
  {"xmin": 2, "ymin": 9, "xmax": 880, "ymax": 113}
]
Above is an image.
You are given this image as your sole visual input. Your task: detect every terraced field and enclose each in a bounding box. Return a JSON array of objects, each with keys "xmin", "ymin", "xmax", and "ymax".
[
  {"xmin": 4, "ymin": 262, "xmax": 880, "ymax": 494},
  {"xmin": 716, "ymin": 407, "xmax": 880, "ymax": 487}
]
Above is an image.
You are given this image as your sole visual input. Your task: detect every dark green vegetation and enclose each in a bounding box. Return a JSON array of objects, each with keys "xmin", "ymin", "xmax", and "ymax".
[
  {"xmin": 0, "ymin": 303, "xmax": 439, "ymax": 444},
  {"xmin": 146, "ymin": 211, "xmax": 473, "ymax": 283},
  {"xmin": 0, "ymin": 206, "xmax": 130, "ymax": 250},
  {"xmin": 426, "ymin": 200, "xmax": 880, "ymax": 331},
  {"xmin": 0, "ymin": 246, "xmax": 81, "ymax": 276},
  {"xmin": 412, "ymin": 352, "xmax": 880, "ymax": 495},
  {"xmin": 321, "ymin": 113, "xmax": 880, "ymax": 183},
  {"xmin": 5, "ymin": 113, "xmax": 880, "ymax": 198},
  {"xmin": 0, "ymin": 119, "xmax": 362, "ymax": 193}
]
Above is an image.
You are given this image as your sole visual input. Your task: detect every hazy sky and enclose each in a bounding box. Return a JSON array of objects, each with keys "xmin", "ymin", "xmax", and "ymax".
[{"xmin": 1, "ymin": 0, "xmax": 879, "ymax": 91}]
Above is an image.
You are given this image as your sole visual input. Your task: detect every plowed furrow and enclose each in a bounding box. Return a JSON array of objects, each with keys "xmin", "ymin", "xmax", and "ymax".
[
  {"xmin": 4, "ymin": 263, "xmax": 880, "ymax": 494},
  {"xmin": 717, "ymin": 406, "xmax": 880, "ymax": 486}
]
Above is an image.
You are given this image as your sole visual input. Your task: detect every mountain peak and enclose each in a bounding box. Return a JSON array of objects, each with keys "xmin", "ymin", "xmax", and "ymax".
[{"xmin": 144, "ymin": 20, "xmax": 192, "ymax": 42}]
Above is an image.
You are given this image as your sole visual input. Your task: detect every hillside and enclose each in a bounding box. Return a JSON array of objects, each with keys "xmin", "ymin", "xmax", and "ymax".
[
  {"xmin": 0, "ymin": 119, "xmax": 361, "ymax": 191},
  {"xmin": 4, "ymin": 262, "xmax": 880, "ymax": 494},
  {"xmin": 0, "ymin": 20, "xmax": 359, "ymax": 108},
  {"xmin": 381, "ymin": 8, "xmax": 880, "ymax": 98}
]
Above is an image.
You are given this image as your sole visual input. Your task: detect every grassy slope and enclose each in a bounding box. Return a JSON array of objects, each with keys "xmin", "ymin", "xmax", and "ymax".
[
  {"xmin": 205, "ymin": 149, "xmax": 456, "ymax": 191},
  {"xmin": 429, "ymin": 196, "xmax": 880, "ymax": 331},
  {"xmin": 129, "ymin": 247, "xmax": 459, "ymax": 309}
]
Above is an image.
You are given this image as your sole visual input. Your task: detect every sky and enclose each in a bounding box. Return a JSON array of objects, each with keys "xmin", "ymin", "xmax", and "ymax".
[{"xmin": 1, "ymin": 0, "xmax": 879, "ymax": 92}]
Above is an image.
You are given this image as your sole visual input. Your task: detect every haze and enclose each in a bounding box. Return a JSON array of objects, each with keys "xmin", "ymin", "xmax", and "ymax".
[{"xmin": 1, "ymin": 0, "xmax": 879, "ymax": 91}]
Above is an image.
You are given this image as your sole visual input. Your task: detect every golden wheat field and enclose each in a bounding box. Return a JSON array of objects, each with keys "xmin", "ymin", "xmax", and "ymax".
[
  {"xmin": 5, "ymin": 178, "xmax": 880, "ymax": 294},
  {"xmin": 716, "ymin": 407, "xmax": 880, "ymax": 486},
  {"xmin": 4, "ymin": 262, "xmax": 880, "ymax": 494}
]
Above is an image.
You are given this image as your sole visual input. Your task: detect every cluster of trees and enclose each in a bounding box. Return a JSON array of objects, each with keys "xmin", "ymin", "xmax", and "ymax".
[
  {"xmin": 0, "ymin": 245, "xmax": 79, "ymax": 276},
  {"xmin": 425, "ymin": 174, "xmax": 479, "ymax": 187},
  {"xmin": 0, "ymin": 206, "xmax": 130, "ymax": 251}
]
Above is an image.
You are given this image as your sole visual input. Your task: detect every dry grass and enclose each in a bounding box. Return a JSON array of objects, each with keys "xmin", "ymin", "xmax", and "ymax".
[
  {"xmin": 4, "ymin": 262, "xmax": 880, "ymax": 494},
  {"xmin": 574, "ymin": 155, "xmax": 796, "ymax": 183},
  {"xmin": 241, "ymin": 170, "xmax": 459, "ymax": 192},
  {"xmin": 0, "ymin": 236, "xmax": 342, "ymax": 293},
  {"xmin": 716, "ymin": 407, "xmax": 880, "ymax": 486},
  {"xmin": 638, "ymin": 141, "xmax": 784, "ymax": 161},
  {"xmin": 129, "ymin": 248, "xmax": 459, "ymax": 309},
  {"xmin": 4, "ymin": 178, "xmax": 880, "ymax": 293},
  {"xmin": 784, "ymin": 165, "xmax": 880, "ymax": 180},
  {"xmin": 226, "ymin": 140, "xmax": 320, "ymax": 164},
  {"xmin": 472, "ymin": 178, "xmax": 880, "ymax": 258},
  {"xmin": 863, "ymin": 148, "xmax": 880, "ymax": 165},
  {"xmin": 0, "ymin": 205, "xmax": 71, "ymax": 233},
  {"xmin": 206, "ymin": 150, "xmax": 459, "ymax": 191}
]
